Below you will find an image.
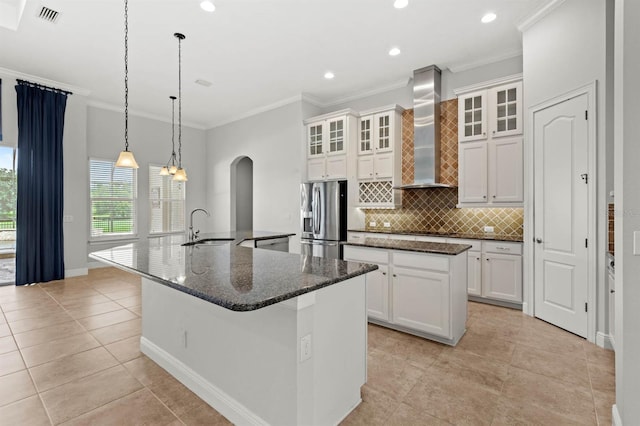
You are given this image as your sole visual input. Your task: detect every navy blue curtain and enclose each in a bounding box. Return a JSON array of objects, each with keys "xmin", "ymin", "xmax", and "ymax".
[{"xmin": 15, "ymin": 82, "xmax": 69, "ymax": 285}]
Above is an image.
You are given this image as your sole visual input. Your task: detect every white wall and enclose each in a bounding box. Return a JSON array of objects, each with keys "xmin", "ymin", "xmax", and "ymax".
[
  {"xmin": 86, "ymin": 106, "xmax": 207, "ymax": 259},
  {"xmin": 0, "ymin": 73, "xmax": 89, "ymax": 276},
  {"xmin": 205, "ymin": 101, "xmax": 303, "ymax": 250},
  {"xmin": 522, "ymin": 0, "xmax": 609, "ymax": 336},
  {"xmin": 614, "ymin": 0, "xmax": 640, "ymax": 422}
]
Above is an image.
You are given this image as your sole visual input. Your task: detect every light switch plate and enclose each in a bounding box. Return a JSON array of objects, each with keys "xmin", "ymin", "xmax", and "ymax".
[
  {"xmin": 383, "ymin": 222, "xmax": 391, "ymax": 228},
  {"xmin": 634, "ymin": 231, "xmax": 640, "ymax": 255},
  {"xmin": 369, "ymin": 221, "xmax": 376, "ymax": 227},
  {"xmin": 484, "ymin": 226, "xmax": 494, "ymax": 233}
]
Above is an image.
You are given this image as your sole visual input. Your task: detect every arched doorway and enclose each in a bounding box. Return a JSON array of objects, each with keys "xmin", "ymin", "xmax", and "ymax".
[{"xmin": 230, "ymin": 156, "xmax": 253, "ymax": 231}]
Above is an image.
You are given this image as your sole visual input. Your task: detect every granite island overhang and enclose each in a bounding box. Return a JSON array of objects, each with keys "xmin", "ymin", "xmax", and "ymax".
[{"xmin": 90, "ymin": 231, "xmax": 377, "ymax": 425}]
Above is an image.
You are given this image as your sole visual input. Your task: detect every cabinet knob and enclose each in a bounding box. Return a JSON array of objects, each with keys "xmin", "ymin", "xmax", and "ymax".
[
  {"xmin": 483, "ymin": 132, "xmax": 486, "ymax": 137},
  {"xmin": 483, "ymin": 195, "xmax": 486, "ymax": 199},
  {"xmin": 492, "ymin": 195, "xmax": 496, "ymax": 198},
  {"xmin": 486, "ymin": 258, "xmax": 490, "ymax": 262},
  {"xmin": 535, "ymin": 238, "xmax": 543, "ymax": 244},
  {"xmin": 393, "ymin": 274, "xmax": 397, "ymax": 277},
  {"xmin": 476, "ymin": 257, "xmax": 480, "ymax": 261},
  {"xmin": 610, "ymin": 289, "xmax": 615, "ymax": 294}
]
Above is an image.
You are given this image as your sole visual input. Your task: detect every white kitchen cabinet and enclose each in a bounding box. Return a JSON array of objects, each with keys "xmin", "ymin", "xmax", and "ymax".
[
  {"xmin": 476, "ymin": 241, "xmax": 523, "ymax": 304},
  {"xmin": 343, "ymin": 244, "xmax": 468, "ymax": 345},
  {"xmin": 467, "ymin": 252, "xmax": 482, "ymax": 297},
  {"xmin": 456, "ymin": 76, "xmax": 523, "ymax": 207},
  {"xmin": 356, "ymin": 105, "xmax": 403, "ymax": 208},
  {"xmin": 304, "ymin": 109, "xmax": 358, "ymax": 182},
  {"xmin": 608, "ymin": 269, "xmax": 615, "ymax": 350}
]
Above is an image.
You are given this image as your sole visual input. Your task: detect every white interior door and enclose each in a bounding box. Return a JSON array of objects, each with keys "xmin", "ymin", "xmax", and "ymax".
[{"xmin": 533, "ymin": 93, "xmax": 589, "ymax": 337}]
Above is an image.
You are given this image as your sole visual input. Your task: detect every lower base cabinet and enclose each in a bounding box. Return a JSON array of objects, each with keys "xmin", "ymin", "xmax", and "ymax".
[{"xmin": 343, "ymin": 245, "xmax": 467, "ymax": 345}]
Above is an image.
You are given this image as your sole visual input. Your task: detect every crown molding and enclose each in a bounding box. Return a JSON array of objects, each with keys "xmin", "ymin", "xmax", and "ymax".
[
  {"xmin": 517, "ymin": 0, "xmax": 567, "ymax": 33},
  {"xmin": 453, "ymin": 73, "xmax": 523, "ymax": 96},
  {"xmin": 320, "ymin": 77, "xmax": 411, "ymax": 108},
  {"xmin": 87, "ymin": 100, "xmax": 206, "ymax": 131},
  {"xmin": 0, "ymin": 66, "xmax": 91, "ymax": 96},
  {"xmin": 446, "ymin": 49, "xmax": 522, "ymax": 74},
  {"xmin": 206, "ymin": 94, "xmax": 309, "ymax": 129}
]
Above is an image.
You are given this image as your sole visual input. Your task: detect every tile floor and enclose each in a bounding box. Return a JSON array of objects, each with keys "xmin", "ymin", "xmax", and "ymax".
[{"xmin": 0, "ymin": 267, "xmax": 615, "ymax": 425}]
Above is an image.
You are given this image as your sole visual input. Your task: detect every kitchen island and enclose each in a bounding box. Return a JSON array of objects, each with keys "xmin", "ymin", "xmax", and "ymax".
[{"xmin": 90, "ymin": 231, "xmax": 377, "ymax": 426}]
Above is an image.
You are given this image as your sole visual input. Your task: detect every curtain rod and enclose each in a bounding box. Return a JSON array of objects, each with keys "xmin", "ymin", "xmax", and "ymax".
[{"xmin": 16, "ymin": 79, "xmax": 73, "ymax": 96}]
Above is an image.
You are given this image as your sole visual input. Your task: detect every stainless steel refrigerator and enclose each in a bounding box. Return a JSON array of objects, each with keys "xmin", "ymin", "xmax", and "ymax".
[{"xmin": 300, "ymin": 180, "xmax": 347, "ymax": 259}]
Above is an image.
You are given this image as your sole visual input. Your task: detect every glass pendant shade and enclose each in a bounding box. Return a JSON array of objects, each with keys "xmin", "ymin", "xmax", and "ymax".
[
  {"xmin": 172, "ymin": 167, "xmax": 188, "ymax": 181},
  {"xmin": 159, "ymin": 166, "xmax": 170, "ymax": 176},
  {"xmin": 169, "ymin": 165, "xmax": 178, "ymax": 175},
  {"xmin": 115, "ymin": 150, "xmax": 139, "ymax": 168}
]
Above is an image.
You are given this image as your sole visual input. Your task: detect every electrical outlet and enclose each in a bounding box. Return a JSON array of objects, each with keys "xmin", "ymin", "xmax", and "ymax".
[
  {"xmin": 300, "ymin": 334, "xmax": 312, "ymax": 362},
  {"xmin": 383, "ymin": 222, "xmax": 391, "ymax": 228},
  {"xmin": 483, "ymin": 226, "xmax": 494, "ymax": 233},
  {"xmin": 369, "ymin": 221, "xmax": 376, "ymax": 227}
]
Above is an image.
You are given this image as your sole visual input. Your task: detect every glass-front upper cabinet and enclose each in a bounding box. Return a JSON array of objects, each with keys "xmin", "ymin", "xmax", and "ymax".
[
  {"xmin": 376, "ymin": 113, "xmax": 392, "ymax": 151},
  {"xmin": 307, "ymin": 122, "xmax": 324, "ymax": 157},
  {"xmin": 327, "ymin": 117, "xmax": 345, "ymax": 154},
  {"xmin": 458, "ymin": 90, "xmax": 487, "ymax": 142},
  {"xmin": 489, "ymin": 81, "xmax": 522, "ymax": 138},
  {"xmin": 359, "ymin": 116, "xmax": 373, "ymax": 154}
]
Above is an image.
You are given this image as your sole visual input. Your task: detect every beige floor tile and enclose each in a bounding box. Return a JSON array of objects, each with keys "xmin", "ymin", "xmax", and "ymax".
[
  {"xmin": 29, "ymin": 346, "xmax": 118, "ymax": 392},
  {"xmin": 385, "ymin": 402, "xmax": 451, "ymax": 426},
  {"xmin": 366, "ymin": 349, "xmax": 425, "ymax": 401},
  {"xmin": 3, "ymin": 304, "xmax": 67, "ymax": 323},
  {"xmin": 90, "ymin": 318, "xmax": 141, "ymax": 345},
  {"xmin": 0, "ymin": 369, "xmax": 37, "ymax": 407},
  {"xmin": 404, "ymin": 363, "xmax": 499, "ymax": 425},
  {"xmin": 501, "ymin": 366, "xmax": 596, "ymax": 424},
  {"xmin": 105, "ymin": 335, "xmax": 142, "ymax": 363},
  {"xmin": 59, "ymin": 388, "xmax": 181, "ymax": 426},
  {"xmin": 8, "ymin": 311, "xmax": 74, "ymax": 334},
  {"xmin": 13, "ymin": 320, "xmax": 86, "ymax": 349},
  {"xmin": 57, "ymin": 294, "xmax": 112, "ymax": 308},
  {"xmin": 341, "ymin": 385, "xmax": 400, "ymax": 426},
  {"xmin": 593, "ymin": 389, "xmax": 615, "ymax": 426},
  {"xmin": 0, "ymin": 350, "xmax": 26, "ymax": 377},
  {"xmin": 174, "ymin": 397, "xmax": 232, "ymax": 425},
  {"xmin": 516, "ymin": 322, "xmax": 586, "ymax": 356},
  {"xmin": 510, "ymin": 344, "xmax": 591, "ymax": 388},
  {"xmin": 453, "ymin": 329, "xmax": 516, "ymax": 363},
  {"xmin": 20, "ymin": 332, "xmax": 101, "ymax": 367},
  {"xmin": 64, "ymin": 301, "xmax": 122, "ymax": 320},
  {"xmin": 40, "ymin": 365, "xmax": 143, "ymax": 424},
  {"xmin": 374, "ymin": 330, "xmax": 444, "ymax": 370},
  {"xmin": 76, "ymin": 309, "xmax": 138, "ymax": 331},
  {"xmin": 588, "ymin": 362, "xmax": 616, "ymax": 393},
  {"xmin": 1, "ymin": 298, "xmax": 58, "ymax": 313},
  {"xmin": 46, "ymin": 288, "xmax": 102, "ymax": 303},
  {"xmin": 584, "ymin": 340, "xmax": 615, "ymax": 366},
  {"xmin": 0, "ymin": 323, "xmax": 11, "ymax": 337},
  {"xmin": 0, "ymin": 335, "xmax": 17, "ymax": 354},
  {"xmin": 0, "ymin": 314, "xmax": 6, "ymax": 324},
  {"xmin": 127, "ymin": 305, "xmax": 142, "ymax": 316},
  {"xmin": 435, "ymin": 348, "xmax": 509, "ymax": 394},
  {"xmin": 465, "ymin": 315, "xmax": 523, "ymax": 342},
  {"xmin": 89, "ymin": 279, "xmax": 135, "ymax": 292},
  {"xmin": 123, "ymin": 355, "xmax": 174, "ymax": 387},
  {"xmin": 115, "ymin": 295, "xmax": 141, "ymax": 308},
  {"xmin": 0, "ymin": 395, "xmax": 51, "ymax": 426},
  {"xmin": 102, "ymin": 288, "xmax": 141, "ymax": 301},
  {"xmin": 492, "ymin": 394, "xmax": 592, "ymax": 426}
]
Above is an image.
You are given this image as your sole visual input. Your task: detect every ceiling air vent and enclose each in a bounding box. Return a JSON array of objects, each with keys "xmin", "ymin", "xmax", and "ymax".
[{"xmin": 37, "ymin": 6, "xmax": 60, "ymax": 23}]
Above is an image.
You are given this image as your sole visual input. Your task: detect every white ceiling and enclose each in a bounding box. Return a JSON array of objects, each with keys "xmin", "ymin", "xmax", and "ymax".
[{"xmin": 0, "ymin": 0, "xmax": 549, "ymax": 129}]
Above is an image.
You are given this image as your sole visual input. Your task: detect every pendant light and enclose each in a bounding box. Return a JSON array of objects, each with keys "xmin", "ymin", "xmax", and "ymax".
[
  {"xmin": 115, "ymin": 0, "xmax": 139, "ymax": 169},
  {"xmin": 160, "ymin": 96, "xmax": 178, "ymax": 176},
  {"xmin": 172, "ymin": 32, "xmax": 188, "ymax": 182}
]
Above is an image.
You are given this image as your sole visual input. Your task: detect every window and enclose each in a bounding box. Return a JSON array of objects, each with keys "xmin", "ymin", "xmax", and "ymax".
[
  {"xmin": 90, "ymin": 159, "xmax": 137, "ymax": 238},
  {"xmin": 149, "ymin": 165, "xmax": 185, "ymax": 234}
]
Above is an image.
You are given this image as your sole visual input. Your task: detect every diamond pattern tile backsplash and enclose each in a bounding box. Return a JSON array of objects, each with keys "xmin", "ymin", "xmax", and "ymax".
[{"xmin": 366, "ymin": 99, "xmax": 523, "ymax": 238}]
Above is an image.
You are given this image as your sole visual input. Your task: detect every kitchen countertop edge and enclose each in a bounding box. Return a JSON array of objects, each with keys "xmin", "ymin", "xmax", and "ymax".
[
  {"xmin": 343, "ymin": 238, "xmax": 472, "ymax": 255},
  {"xmin": 348, "ymin": 228, "xmax": 524, "ymax": 243}
]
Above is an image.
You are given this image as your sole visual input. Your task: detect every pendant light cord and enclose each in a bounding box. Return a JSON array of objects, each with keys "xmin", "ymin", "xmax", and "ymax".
[
  {"xmin": 124, "ymin": 0, "xmax": 129, "ymax": 152},
  {"xmin": 177, "ymin": 34, "xmax": 182, "ymax": 168},
  {"xmin": 171, "ymin": 96, "xmax": 176, "ymax": 165}
]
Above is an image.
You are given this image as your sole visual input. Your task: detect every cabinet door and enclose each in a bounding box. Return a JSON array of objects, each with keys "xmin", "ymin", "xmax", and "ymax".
[
  {"xmin": 482, "ymin": 253, "xmax": 522, "ymax": 302},
  {"xmin": 325, "ymin": 155, "xmax": 347, "ymax": 180},
  {"xmin": 490, "ymin": 137, "xmax": 523, "ymax": 203},
  {"xmin": 375, "ymin": 112, "xmax": 393, "ymax": 152},
  {"xmin": 458, "ymin": 141, "xmax": 488, "ymax": 203},
  {"xmin": 307, "ymin": 122, "xmax": 324, "ymax": 157},
  {"xmin": 307, "ymin": 157, "xmax": 325, "ymax": 181},
  {"xmin": 367, "ymin": 265, "xmax": 390, "ymax": 321},
  {"xmin": 359, "ymin": 116, "xmax": 373, "ymax": 154},
  {"xmin": 326, "ymin": 117, "xmax": 346, "ymax": 155},
  {"xmin": 608, "ymin": 272, "xmax": 615, "ymax": 346},
  {"xmin": 467, "ymin": 251, "xmax": 482, "ymax": 296},
  {"xmin": 392, "ymin": 267, "xmax": 450, "ymax": 338},
  {"xmin": 489, "ymin": 82, "xmax": 522, "ymax": 138},
  {"xmin": 373, "ymin": 153, "xmax": 393, "ymax": 179},
  {"xmin": 357, "ymin": 156, "xmax": 374, "ymax": 180},
  {"xmin": 458, "ymin": 91, "xmax": 487, "ymax": 142}
]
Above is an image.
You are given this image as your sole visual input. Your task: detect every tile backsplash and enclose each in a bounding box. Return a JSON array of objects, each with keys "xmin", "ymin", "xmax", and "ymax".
[{"xmin": 364, "ymin": 98, "xmax": 524, "ymax": 239}]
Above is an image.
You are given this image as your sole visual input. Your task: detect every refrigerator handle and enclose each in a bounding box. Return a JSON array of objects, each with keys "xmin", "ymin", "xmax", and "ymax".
[{"xmin": 313, "ymin": 186, "xmax": 321, "ymax": 234}]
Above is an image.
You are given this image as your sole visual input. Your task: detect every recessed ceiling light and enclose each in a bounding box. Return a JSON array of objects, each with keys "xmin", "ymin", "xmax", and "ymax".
[
  {"xmin": 200, "ymin": 1, "xmax": 215, "ymax": 12},
  {"xmin": 481, "ymin": 12, "xmax": 496, "ymax": 23},
  {"xmin": 324, "ymin": 72, "xmax": 335, "ymax": 80},
  {"xmin": 389, "ymin": 47, "xmax": 401, "ymax": 56},
  {"xmin": 394, "ymin": 0, "xmax": 408, "ymax": 9}
]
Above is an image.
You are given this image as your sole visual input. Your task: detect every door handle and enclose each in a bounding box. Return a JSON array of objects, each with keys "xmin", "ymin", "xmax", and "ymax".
[{"xmin": 535, "ymin": 238, "xmax": 542, "ymax": 244}]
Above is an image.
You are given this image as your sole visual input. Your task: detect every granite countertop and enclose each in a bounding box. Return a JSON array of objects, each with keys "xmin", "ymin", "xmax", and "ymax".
[
  {"xmin": 90, "ymin": 231, "xmax": 377, "ymax": 312},
  {"xmin": 348, "ymin": 228, "xmax": 524, "ymax": 243},
  {"xmin": 344, "ymin": 237, "xmax": 472, "ymax": 255}
]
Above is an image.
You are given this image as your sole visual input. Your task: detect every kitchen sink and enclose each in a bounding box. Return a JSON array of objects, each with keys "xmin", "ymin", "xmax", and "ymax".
[{"xmin": 181, "ymin": 238, "xmax": 234, "ymax": 247}]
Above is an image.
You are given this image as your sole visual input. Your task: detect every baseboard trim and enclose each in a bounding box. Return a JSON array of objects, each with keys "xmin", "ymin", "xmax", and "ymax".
[
  {"xmin": 596, "ymin": 331, "xmax": 615, "ymax": 351},
  {"xmin": 612, "ymin": 404, "xmax": 622, "ymax": 426},
  {"xmin": 87, "ymin": 261, "xmax": 110, "ymax": 269},
  {"xmin": 468, "ymin": 295, "xmax": 523, "ymax": 310},
  {"xmin": 140, "ymin": 337, "xmax": 268, "ymax": 426},
  {"xmin": 65, "ymin": 268, "xmax": 88, "ymax": 278}
]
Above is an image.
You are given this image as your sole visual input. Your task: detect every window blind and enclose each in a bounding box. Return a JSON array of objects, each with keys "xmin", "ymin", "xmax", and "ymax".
[
  {"xmin": 89, "ymin": 159, "xmax": 137, "ymax": 238},
  {"xmin": 149, "ymin": 165, "xmax": 185, "ymax": 234}
]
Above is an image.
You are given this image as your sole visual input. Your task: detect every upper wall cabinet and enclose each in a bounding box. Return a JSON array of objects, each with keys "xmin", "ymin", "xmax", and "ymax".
[
  {"xmin": 356, "ymin": 105, "xmax": 403, "ymax": 208},
  {"xmin": 304, "ymin": 110, "xmax": 358, "ymax": 182},
  {"xmin": 456, "ymin": 76, "xmax": 523, "ymax": 207}
]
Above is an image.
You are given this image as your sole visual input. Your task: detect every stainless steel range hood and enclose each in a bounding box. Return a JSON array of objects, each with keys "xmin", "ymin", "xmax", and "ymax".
[{"xmin": 395, "ymin": 65, "xmax": 452, "ymax": 189}]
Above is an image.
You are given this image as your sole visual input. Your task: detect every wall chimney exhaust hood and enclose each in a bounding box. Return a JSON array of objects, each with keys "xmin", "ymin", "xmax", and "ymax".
[{"xmin": 395, "ymin": 65, "xmax": 453, "ymax": 189}]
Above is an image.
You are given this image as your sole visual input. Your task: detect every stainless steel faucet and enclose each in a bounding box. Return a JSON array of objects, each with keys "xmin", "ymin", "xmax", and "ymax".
[{"xmin": 189, "ymin": 208, "xmax": 210, "ymax": 241}]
